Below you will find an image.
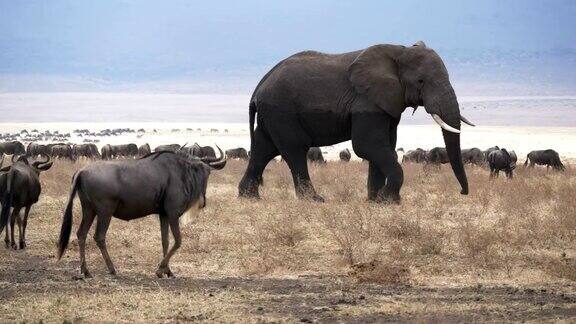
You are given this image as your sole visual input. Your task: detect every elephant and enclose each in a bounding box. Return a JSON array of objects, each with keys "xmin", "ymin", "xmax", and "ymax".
[
  {"xmin": 307, "ymin": 147, "xmax": 326, "ymax": 164},
  {"xmin": 339, "ymin": 148, "xmax": 351, "ymax": 162},
  {"xmin": 226, "ymin": 148, "xmax": 249, "ymax": 160},
  {"xmin": 461, "ymin": 148, "xmax": 485, "ymax": 166},
  {"xmin": 238, "ymin": 41, "xmax": 472, "ymax": 203},
  {"xmin": 524, "ymin": 149, "xmax": 565, "ymax": 171},
  {"xmin": 425, "ymin": 147, "xmax": 449, "ymax": 165},
  {"xmin": 403, "ymin": 148, "xmax": 427, "ymax": 163},
  {"xmin": 138, "ymin": 143, "xmax": 151, "ymax": 156},
  {"xmin": 488, "ymin": 148, "xmax": 517, "ymax": 178}
]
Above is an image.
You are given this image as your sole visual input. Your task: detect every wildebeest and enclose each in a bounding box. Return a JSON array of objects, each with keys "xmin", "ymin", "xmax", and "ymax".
[
  {"xmin": 461, "ymin": 148, "xmax": 485, "ymax": 166},
  {"xmin": 50, "ymin": 144, "xmax": 76, "ymax": 161},
  {"xmin": 225, "ymin": 148, "xmax": 249, "ymax": 160},
  {"xmin": 339, "ymin": 149, "xmax": 351, "ymax": 162},
  {"xmin": 192, "ymin": 143, "xmax": 216, "ymax": 159},
  {"xmin": 524, "ymin": 149, "xmax": 565, "ymax": 171},
  {"xmin": 26, "ymin": 142, "xmax": 50, "ymax": 158},
  {"xmin": 403, "ymin": 148, "xmax": 427, "ymax": 163},
  {"xmin": 111, "ymin": 144, "xmax": 138, "ymax": 158},
  {"xmin": 488, "ymin": 148, "xmax": 517, "ymax": 178},
  {"xmin": 484, "ymin": 146, "xmax": 500, "ymax": 160},
  {"xmin": 138, "ymin": 143, "xmax": 151, "ymax": 156},
  {"xmin": 0, "ymin": 141, "xmax": 25, "ymax": 155},
  {"xmin": 73, "ymin": 144, "xmax": 100, "ymax": 160},
  {"xmin": 154, "ymin": 144, "xmax": 181, "ymax": 152},
  {"xmin": 56, "ymin": 148, "xmax": 227, "ymax": 278},
  {"xmin": 0, "ymin": 155, "xmax": 53, "ymax": 249},
  {"xmin": 101, "ymin": 144, "xmax": 113, "ymax": 160},
  {"xmin": 426, "ymin": 147, "xmax": 449, "ymax": 165},
  {"xmin": 307, "ymin": 147, "xmax": 326, "ymax": 164}
]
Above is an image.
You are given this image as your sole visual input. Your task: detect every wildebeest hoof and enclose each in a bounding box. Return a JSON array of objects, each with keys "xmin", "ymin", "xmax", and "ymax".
[
  {"xmin": 312, "ymin": 195, "xmax": 325, "ymax": 203},
  {"xmin": 19, "ymin": 242, "xmax": 26, "ymax": 249},
  {"xmin": 11, "ymin": 243, "xmax": 18, "ymax": 250},
  {"xmin": 156, "ymin": 266, "xmax": 174, "ymax": 278}
]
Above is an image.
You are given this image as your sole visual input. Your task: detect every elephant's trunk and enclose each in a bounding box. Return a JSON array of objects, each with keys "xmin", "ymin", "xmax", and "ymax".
[{"xmin": 425, "ymin": 83, "xmax": 469, "ymax": 195}]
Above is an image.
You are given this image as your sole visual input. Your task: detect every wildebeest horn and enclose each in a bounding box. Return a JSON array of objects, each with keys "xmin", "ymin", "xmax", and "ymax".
[
  {"xmin": 11, "ymin": 154, "xmax": 19, "ymax": 163},
  {"xmin": 460, "ymin": 114, "xmax": 476, "ymax": 127},
  {"xmin": 178, "ymin": 142, "xmax": 189, "ymax": 151},
  {"xmin": 203, "ymin": 145, "xmax": 227, "ymax": 169},
  {"xmin": 32, "ymin": 154, "xmax": 50, "ymax": 169}
]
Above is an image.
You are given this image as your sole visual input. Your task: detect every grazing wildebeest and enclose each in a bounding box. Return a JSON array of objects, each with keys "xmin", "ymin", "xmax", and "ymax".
[
  {"xmin": 461, "ymin": 148, "xmax": 485, "ymax": 166},
  {"xmin": 154, "ymin": 144, "xmax": 181, "ymax": 152},
  {"xmin": 0, "ymin": 155, "xmax": 53, "ymax": 249},
  {"xmin": 50, "ymin": 144, "xmax": 76, "ymax": 161},
  {"xmin": 138, "ymin": 143, "xmax": 151, "ymax": 156},
  {"xmin": 524, "ymin": 149, "xmax": 565, "ymax": 171},
  {"xmin": 192, "ymin": 143, "xmax": 216, "ymax": 158},
  {"xmin": 484, "ymin": 146, "xmax": 500, "ymax": 160},
  {"xmin": 0, "ymin": 141, "xmax": 26, "ymax": 155},
  {"xmin": 307, "ymin": 147, "xmax": 326, "ymax": 164},
  {"xmin": 339, "ymin": 149, "xmax": 351, "ymax": 162},
  {"xmin": 111, "ymin": 144, "xmax": 138, "ymax": 158},
  {"xmin": 56, "ymin": 148, "xmax": 227, "ymax": 278},
  {"xmin": 403, "ymin": 148, "xmax": 427, "ymax": 163},
  {"xmin": 225, "ymin": 148, "xmax": 249, "ymax": 160},
  {"xmin": 426, "ymin": 147, "xmax": 449, "ymax": 165},
  {"xmin": 101, "ymin": 144, "xmax": 113, "ymax": 160},
  {"xmin": 26, "ymin": 142, "xmax": 50, "ymax": 158},
  {"xmin": 488, "ymin": 148, "xmax": 517, "ymax": 178},
  {"xmin": 73, "ymin": 144, "xmax": 100, "ymax": 160}
]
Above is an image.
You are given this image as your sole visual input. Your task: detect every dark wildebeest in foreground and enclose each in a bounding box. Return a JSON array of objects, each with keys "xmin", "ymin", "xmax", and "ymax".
[
  {"xmin": 192, "ymin": 143, "xmax": 216, "ymax": 159},
  {"xmin": 56, "ymin": 148, "xmax": 227, "ymax": 278},
  {"xmin": 0, "ymin": 155, "xmax": 53, "ymax": 249},
  {"xmin": 488, "ymin": 148, "xmax": 517, "ymax": 178},
  {"xmin": 73, "ymin": 144, "xmax": 100, "ymax": 160},
  {"xmin": 0, "ymin": 141, "xmax": 26, "ymax": 155},
  {"xmin": 307, "ymin": 147, "xmax": 326, "ymax": 164},
  {"xmin": 461, "ymin": 148, "xmax": 485, "ymax": 166},
  {"xmin": 50, "ymin": 144, "xmax": 76, "ymax": 161},
  {"xmin": 154, "ymin": 144, "xmax": 181, "ymax": 152},
  {"xmin": 26, "ymin": 142, "xmax": 50, "ymax": 158},
  {"xmin": 339, "ymin": 149, "xmax": 351, "ymax": 162},
  {"xmin": 138, "ymin": 143, "xmax": 151, "ymax": 156},
  {"xmin": 225, "ymin": 148, "xmax": 249, "ymax": 160},
  {"xmin": 524, "ymin": 149, "xmax": 565, "ymax": 171},
  {"xmin": 403, "ymin": 148, "xmax": 427, "ymax": 163}
]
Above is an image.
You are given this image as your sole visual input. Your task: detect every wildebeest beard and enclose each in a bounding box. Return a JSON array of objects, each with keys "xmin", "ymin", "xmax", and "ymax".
[{"xmin": 171, "ymin": 153, "xmax": 210, "ymax": 226}]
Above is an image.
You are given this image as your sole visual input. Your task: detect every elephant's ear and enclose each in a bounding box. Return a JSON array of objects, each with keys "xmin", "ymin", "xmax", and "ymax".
[{"xmin": 348, "ymin": 45, "xmax": 406, "ymax": 118}]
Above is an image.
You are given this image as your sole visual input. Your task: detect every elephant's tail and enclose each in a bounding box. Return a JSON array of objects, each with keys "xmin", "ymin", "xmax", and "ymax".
[{"xmin": 249, "ymin": 101, "xmax": 256, "ymax": 147}]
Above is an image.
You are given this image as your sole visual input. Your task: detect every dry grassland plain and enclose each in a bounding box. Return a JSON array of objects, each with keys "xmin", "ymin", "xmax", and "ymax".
[{"xmin": 0, "ymin": 159, "xmax": 575, "ymax": 322}]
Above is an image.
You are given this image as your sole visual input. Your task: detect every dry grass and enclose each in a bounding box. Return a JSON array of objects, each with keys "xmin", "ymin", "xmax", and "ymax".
[{"xmin": 1, "ymin": 158, "xmax": 575, "ymax": 322}]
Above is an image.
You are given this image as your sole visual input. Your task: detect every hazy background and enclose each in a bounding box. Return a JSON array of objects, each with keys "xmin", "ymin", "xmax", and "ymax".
[{"xmin": 0, "ymin": 0, "xmax": 575, "ymax": 123}]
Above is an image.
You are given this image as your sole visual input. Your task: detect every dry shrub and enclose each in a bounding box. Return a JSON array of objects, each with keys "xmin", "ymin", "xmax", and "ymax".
[{"xmin": 350, "ymin": 259, "xmax": 411, "ymax": 284}]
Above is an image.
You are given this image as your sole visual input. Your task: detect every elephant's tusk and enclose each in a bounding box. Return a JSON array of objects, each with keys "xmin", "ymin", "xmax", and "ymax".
[
  {"xmin": 432, "ymin": 114, "xmax": 461, "ymax": 134},
  {"xmin": 460, "ymin": 114, "xmax": 476, "ymax": 127}
]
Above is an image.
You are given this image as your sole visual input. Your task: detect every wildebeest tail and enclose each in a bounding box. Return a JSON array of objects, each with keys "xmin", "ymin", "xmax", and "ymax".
[
  {"xmin": 0, "ymin": 169, "xmax": 15, "ymax": 235},
  {"xmin": 524, "ymin": 154, "xmax": 530, "ymax": 167},
  {"xmin": 57, "ymin": 171, "xmax": 81, "ymax": 260}
]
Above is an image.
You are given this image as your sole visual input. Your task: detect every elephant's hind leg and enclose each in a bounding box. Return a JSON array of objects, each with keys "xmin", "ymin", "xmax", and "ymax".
[{"xmin": 239, "ymin": 126, "xmax": 279, "ymax": 199}]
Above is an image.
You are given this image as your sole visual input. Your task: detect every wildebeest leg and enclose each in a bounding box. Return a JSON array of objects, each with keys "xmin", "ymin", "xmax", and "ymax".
[
  {"xmin": 20, "ymin": 206, "xmax": 30, "ymax": 249},
  {"xmin": 94, "ymin": 214, "xmax": 116, "ymax": 275},
  {"xmin": 10, "ymin": 208, "xmax": 20, "ymax": 250},
  {"xmin": 156, "ymin": 217, "xmax": 181, "ymax": 278},
  {"xmin": 159, "ymin": 214, "xmax": 169, "ymax": 257},
  {"xmin": 77, "ymin": 205, "xmax": 96, "ymax": 278},
  {"xmin": 4, "ymin": 215, "xmax": 9, "ymax": 248}
]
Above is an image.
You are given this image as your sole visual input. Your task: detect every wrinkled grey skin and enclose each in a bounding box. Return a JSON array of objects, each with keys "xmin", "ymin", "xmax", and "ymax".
[
  {"xmin": 73, "ymin": 144, "xmax": 101, "ymax": 160},
  {"xmin": 154, "ymin": 144, "xmax": 181, "ymax": 152},
  {"xmin": 461, "ymin": 148, "xmax": 485, "ymax": 166},
  {"xmin": 339, "ymin": 149, "xmax": 351, "ymax": 162},
  {"xmin": 0, "ymin": 155, "xmax": 53, "ymax": 249},
  {"xmin": 403, "ymin": 148, "xmax": 427, "ymax": 163},
  {"xmin": 524, "ymin": 149, "xmax": 565, "ymax": 171},
  {"xmin": 307, "ymin": 147, "xmax": 326, "ymax": 164},
  {"xmin": 488, "ymin": 149, "xmax": 517, "ymax": 178},
  {"xmin": 56, "ymin": 149, "xmax": 226, "ymax": 279},
  {"xmin": 226, "ymin": 148, "xmax": 249, "ymax": 160},
  {"xmin": 0, "ymin": 141, "xmax": 25, "ymax": 155},
  {"xmin": 138, "ymin": 143, "xmax": 151, "ymax": 157},
  {"xmin": 239, "ymin": 42, "xmax": 468, "ymax": 203}
]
